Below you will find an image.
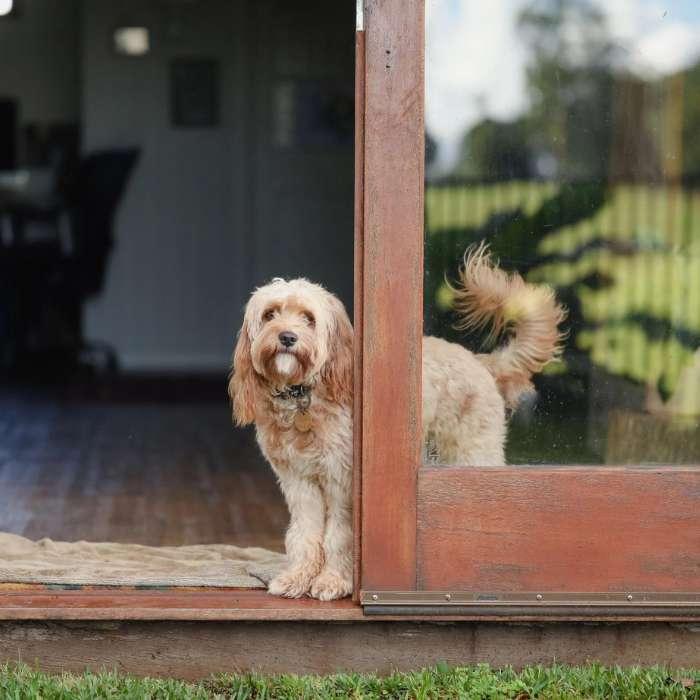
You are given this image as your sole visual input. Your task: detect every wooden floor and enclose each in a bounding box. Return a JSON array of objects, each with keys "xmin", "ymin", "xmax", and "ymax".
[{"xmin": 0, "ymin": 389, "xmax": 287, "ymax": 550}]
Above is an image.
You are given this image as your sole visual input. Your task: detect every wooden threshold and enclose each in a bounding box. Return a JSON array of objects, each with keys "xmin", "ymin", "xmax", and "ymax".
[
  {"xmin": 0, "ymin": 587, "xmax": 364, "ymax": 621},
  {"xmin": 2, "ymin": 586, "xmax": 697, "ymax": 622},
  {"xmin": 1, "ymin": 586, "xmax": 697, "ymax": 622}
]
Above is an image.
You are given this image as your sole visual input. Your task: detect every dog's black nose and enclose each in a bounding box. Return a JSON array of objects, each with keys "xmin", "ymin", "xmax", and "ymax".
[{"xmin": 279, "ymin": 331, "xmax": 298, "ymax": 348}]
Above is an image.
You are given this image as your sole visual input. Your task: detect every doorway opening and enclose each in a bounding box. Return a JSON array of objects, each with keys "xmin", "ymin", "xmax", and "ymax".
[{"xmin": 0, "ymin": 0, "xmax": 354, "ymax": 592}]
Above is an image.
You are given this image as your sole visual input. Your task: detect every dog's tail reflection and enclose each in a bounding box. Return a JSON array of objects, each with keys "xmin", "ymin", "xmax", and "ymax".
[{"xmin": 450, "ymin": 242, "xmax": 567, "ymax": 412}]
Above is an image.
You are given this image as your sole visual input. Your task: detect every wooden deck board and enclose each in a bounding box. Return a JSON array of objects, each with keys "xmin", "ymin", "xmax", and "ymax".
[{"xmin": 1, "ymin": 620, "xmax": 698, "ymax": 676}]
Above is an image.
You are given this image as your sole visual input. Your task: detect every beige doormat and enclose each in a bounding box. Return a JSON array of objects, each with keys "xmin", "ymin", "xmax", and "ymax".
[{"xmin": 0, "ymin": 532, "xmax": 286, "ymax": 588}]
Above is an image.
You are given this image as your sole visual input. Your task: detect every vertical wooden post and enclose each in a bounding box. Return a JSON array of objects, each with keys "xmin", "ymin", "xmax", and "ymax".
[{"xmin": 360, "ymin": 0, "xmax": 424, "ymax": 591}]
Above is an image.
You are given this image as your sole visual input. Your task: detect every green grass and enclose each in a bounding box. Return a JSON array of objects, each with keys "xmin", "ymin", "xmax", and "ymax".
[{"xmin": 0, "ymin": 663, "xmax": 697, "ymax": 699}]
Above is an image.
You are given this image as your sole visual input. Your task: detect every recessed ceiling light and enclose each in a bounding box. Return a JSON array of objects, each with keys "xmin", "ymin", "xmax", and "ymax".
[
  {"xmin": 113, "ymin": 26, "xmax": 150, "ymax": 57},
  {"xmin": 0, "ymin": 0, "xmax": 14, "ymax": 17}
]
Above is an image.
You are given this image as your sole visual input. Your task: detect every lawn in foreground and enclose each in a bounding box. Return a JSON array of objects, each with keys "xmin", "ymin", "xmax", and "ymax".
[{"xmin": 0, "ymin": 663, "xmax": 697, "ymax": 699}]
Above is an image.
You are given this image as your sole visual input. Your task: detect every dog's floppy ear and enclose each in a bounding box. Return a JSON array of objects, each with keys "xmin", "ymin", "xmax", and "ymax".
[
  {"xmin": 320, "ymin": 295, "xmax": 354, "ymax": 405},
  {"xmin": 229, "ymin": 323, "xmax": 258, "ymax": 426}
]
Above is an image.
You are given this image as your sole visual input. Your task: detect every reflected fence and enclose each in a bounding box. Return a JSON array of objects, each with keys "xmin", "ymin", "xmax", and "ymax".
[{"xmin": 425, "ymin": 178, "xmax": 700, "ymax": 421}]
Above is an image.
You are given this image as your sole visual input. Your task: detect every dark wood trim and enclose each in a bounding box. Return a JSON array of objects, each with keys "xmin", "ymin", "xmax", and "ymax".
[
  {"xmin": 360, "ymin": 0, "xmax": 424, "ymax": 592},
  {"xmin": 352, "ymin": 28, "xmax": 366, "ymax": 604},
  {"xmin": 417, "ymin": 467, "xmax": 700, "ymax": 593}
]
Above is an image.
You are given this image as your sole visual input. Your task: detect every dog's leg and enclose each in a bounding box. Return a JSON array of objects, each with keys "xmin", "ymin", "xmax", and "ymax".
[
  {"xmin": 310, "ymin": 467, "xmax": 353, "ymax": 601},
  {"xmin": 268, "ymin": 474, "xmax": 325, "ymax": 598}
]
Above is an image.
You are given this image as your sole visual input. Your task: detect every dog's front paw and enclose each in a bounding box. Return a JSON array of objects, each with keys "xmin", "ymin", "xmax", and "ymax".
[
  {"xmin": 310, "ymin": 570, "xmax": 353, "ymax": 601},
  {"xmin": 268, "ymin": 568, "xmax": 316, "ymax": 598}
]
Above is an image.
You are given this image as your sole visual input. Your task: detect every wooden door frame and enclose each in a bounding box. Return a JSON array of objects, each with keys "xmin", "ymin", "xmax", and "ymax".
[
  {"xmin": 358, "ymin": 0, "xmax": 424, "ymax": 593},
  {"xmin": 358, "ymin": 0, "xmax": 700, "ymax": 619}
]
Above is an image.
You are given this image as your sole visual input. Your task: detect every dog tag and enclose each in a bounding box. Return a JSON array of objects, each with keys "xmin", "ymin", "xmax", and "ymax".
[{"xmin": 294, "ymin": 411, "xmax": 313, "ymax": 432}]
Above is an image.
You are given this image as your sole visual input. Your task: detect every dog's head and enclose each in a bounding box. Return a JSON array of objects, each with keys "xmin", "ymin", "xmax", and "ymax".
[{"xmin": 229, "ymin": 278, "xmax": 353, "ymax": 425}]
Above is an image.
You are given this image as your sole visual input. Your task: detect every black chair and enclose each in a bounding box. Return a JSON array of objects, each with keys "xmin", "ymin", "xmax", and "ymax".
[
  {"xmin": 1, "ymin": 148, "xmax": 140, "ymax": 378},
  {"xmin": 64, "ymin": 149, "xmax": 141, "ymax": 297}
]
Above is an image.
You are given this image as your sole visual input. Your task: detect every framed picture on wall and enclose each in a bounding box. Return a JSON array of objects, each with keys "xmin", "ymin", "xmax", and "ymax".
[
  {"xmin": 170, "ymin": 58, "xmax": 219, "ymax": 128},
  {"xmin": 273, "ymin": 79, "xmax": 353, "ymax": 149}
]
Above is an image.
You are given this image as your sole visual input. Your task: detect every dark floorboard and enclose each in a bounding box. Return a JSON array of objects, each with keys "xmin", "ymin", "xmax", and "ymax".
[{"xmin": 0, "ymin": 391, "xmax": 287, "ymax": 549}]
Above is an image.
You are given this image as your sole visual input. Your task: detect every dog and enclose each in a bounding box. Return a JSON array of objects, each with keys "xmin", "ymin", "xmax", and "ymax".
[{"xmin": 229, "ymin": 245, "xmax": 565, "ymax": 600}]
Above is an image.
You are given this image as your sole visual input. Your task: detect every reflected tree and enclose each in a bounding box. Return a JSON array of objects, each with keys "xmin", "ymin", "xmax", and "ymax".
[{"xmin": 518, "ymin": 0, "xmax": 616, "ymax": 180}]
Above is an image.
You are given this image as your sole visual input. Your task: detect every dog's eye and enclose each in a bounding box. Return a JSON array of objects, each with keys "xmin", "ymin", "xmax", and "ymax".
[
  {"xmin": 262, "ymin": 309, "xmax": 276, "ymax": 322},
  {"xmin": 303, "ymin": 312, "xmax": 315, "ymax": 327}
]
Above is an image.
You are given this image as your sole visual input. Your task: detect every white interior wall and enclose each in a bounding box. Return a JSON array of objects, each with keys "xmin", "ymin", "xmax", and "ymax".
[
  {"xmin": 82, "ymin": 0, "xmax": 354, "ymax": 373},
  {"xmin": 81, "ymin": 0, "xmax": 251, "ymax": 371}
]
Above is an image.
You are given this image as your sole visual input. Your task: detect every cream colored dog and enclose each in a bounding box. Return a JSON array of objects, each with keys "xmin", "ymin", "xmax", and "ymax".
[{"xmin": 229, "ymin": 245, "xmax": 565, "ymax": 600}]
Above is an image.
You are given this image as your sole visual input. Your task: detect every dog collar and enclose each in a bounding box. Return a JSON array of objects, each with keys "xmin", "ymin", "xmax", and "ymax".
[
  {"xmin": 271, "ymin": 384, "xmax": 312, "ymax": 403},
  {"xmin": 271, "ymin": 383, "xmax": 314, "ymax": 432}
]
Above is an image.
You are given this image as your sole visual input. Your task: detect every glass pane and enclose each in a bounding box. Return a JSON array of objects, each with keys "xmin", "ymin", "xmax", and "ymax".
[{"xmin": 425, "ymin": 0, "xmax": 700, "ymax": 465}]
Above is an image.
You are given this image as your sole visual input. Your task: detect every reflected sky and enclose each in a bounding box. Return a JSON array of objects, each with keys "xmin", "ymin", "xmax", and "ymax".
[{"xmin": 426, "ymin": 0, "xmax": 700, "ymax": 174}]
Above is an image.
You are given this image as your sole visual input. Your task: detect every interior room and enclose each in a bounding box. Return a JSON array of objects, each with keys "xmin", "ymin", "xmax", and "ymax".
[{"xmin": 0, "ymin": 0, "xmax": 354, "ymax": 573}]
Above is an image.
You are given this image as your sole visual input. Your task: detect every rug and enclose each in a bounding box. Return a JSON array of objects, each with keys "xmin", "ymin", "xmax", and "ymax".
[{"xmin": 0, "ymin": 532, "xmax": 286, "ymax": 588}]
